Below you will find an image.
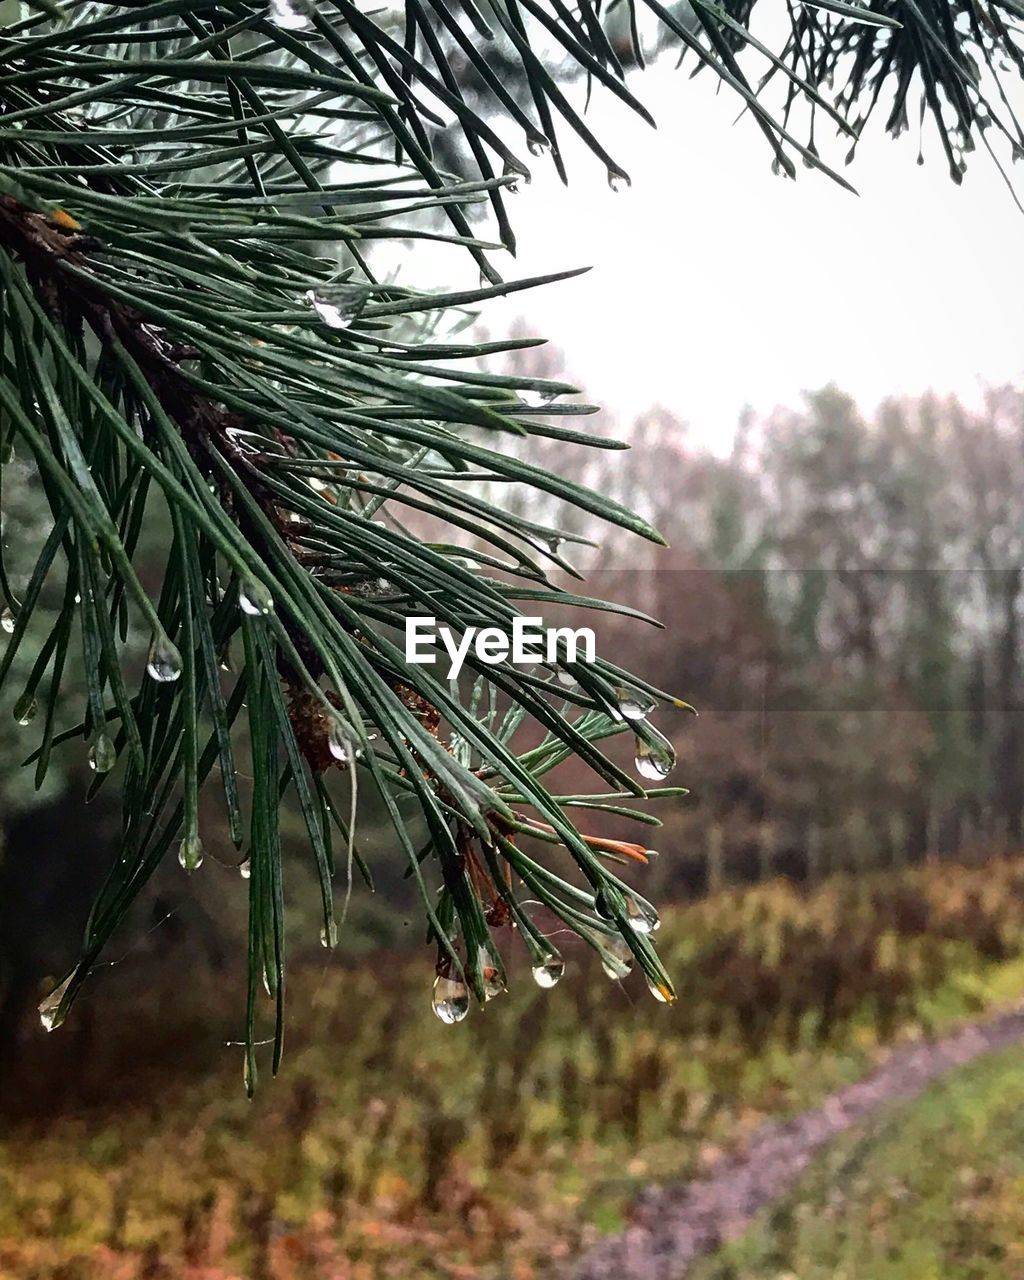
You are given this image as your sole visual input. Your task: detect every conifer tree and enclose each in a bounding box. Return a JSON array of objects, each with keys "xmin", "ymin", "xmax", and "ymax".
[{"xmin": 1, "ymin": 0, "xmax": 1020, "ymax": 1083}]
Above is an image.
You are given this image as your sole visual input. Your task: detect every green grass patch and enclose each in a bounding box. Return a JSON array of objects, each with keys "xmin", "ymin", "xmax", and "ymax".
[{"xmin": 694, "ymin": 1042, "xmax": 1024, "ymax": 1280}]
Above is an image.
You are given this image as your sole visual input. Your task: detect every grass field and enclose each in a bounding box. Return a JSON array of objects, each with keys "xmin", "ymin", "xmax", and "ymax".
[
  {"xmin": 5, "ymin": 857, "xmax": 1024, "ymax": 1279},
  {"xmin": 692, "ymin": 1041, "xmax": 1024, "ymax": 1280}
]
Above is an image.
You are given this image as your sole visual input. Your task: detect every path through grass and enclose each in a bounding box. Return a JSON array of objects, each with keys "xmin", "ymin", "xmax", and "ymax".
[{"xmin": 692, "ymin": 1041, "xmax": 1024, "ymax": 1280}]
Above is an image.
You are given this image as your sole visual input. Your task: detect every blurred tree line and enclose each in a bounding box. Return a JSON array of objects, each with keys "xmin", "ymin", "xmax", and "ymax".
[{"xmin": 505, "ymin": 355, "xmax": 1024, "ymax": 891}]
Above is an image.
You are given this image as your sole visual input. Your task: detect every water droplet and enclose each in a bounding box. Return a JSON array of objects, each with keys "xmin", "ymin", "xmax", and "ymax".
[
  {"xmin": 607, "ymin": 170, "xmax": 631, "ymax": 192},
  {"xmin": 477, "ymin": 946, "xmax": 505, "ymax": 1000},
  {"xmin": 328, "ymin": 722, "xmax": 352, "ymax": 764},
  {"xmin": 178, "ymin": 832, "xmax": 204, "ymax": 873},
  {"xmin": 0, "ymin": 440, "xmax": 14, "ymax": 465},
  {"xmin": 556, "ymin": 668, "xmax": 577, "ymax": 688},
  {"xmin": 626, "ymin": 896, "xmax": 660, "ymax": 935},
  {"xmin": 88, "ymin": 732, "xmax": 116, "ymax": 773},
  {"xmin": 646, "ymin": 976, "xmax": 675, "ymax": 1005},
  {"xmin": 616, "ymin": 686, "xmax": 655, "ymax": 722},
  {"xmin": 594, "ymin": 888, "xmax": 616, "ymax": 921},
  {"xmin": 531, "ymin": 954, "xmax": 564, "ymax": 988},
  {"xmin": 518, "ymin": 387, "xmax": 559, "ymax": 408},
  {"xmin": 432, "ymin": 975, "xmax": 470, "ymax": 1024},
  {"xmin": 38, "ymin": 971, "xmax": 74, "ymax": 1032},
  {"xmin": 239, "ymin": 577, "xmax": 274, "ymax": 616},
  {"xmin": 13, "ymin": 692, "xmax": 36, "ymax": 726},
  {"xmin": 147, "ymin": 633, "xmax": 182, "ymax": 682},
  {"xmin": 321, "ymin": 920, "xmax": 338, "ymax": 948},
  {"xmin": 239, "ymin": 857, "xmax": 251, "ymax": 880},
  {"xmin": 600, "ymin": 935, "xmax": 634, "ymax": 980},
  {"xmin": 1, "ymin": 607, "xmax": 15, "ymax": 634},
  {"xmin": 269, "ymin": 0, "xmax": 313, "ymax": 30},
  {"xmin": 304, "ymin": 283, "xmax": 364, "ymax": 329},
  {"xmin": 633, "ymin": 731, "xmax": 676, "ymax": 781},
  {"xmin": 527, "ymin": 136, "xmax": 550, "ymax": 156}
]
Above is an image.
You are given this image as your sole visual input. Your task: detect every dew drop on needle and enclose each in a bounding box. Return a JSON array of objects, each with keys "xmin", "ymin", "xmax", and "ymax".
[
  {"xmin": 432, "ymin": 975, "xmax": 470, "ymax": 1024},
  {"xmin": 178, "ymin": 833, "xmax": 205, "ymax": 873},
  {"xmin": 531, "ymin": 954, "xmax": 565, "ymax": 989},
  {"xmin": 147, "ymin": 634, "xmax": 182, "ymax": 683}
]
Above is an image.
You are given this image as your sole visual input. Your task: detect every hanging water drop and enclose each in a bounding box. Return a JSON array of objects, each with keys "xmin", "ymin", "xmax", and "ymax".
[
  {"xmin": 38, "ymin": 971, "xmax": 74, "ymax": 1032},
  {"xmin": 600, "ymin": 935, "xmax": 634, "ymax": 980},
  {"xmin": 519, "ymin": 387, "xmax": 559, "ymax": 408},
  {"xmin": 503, "ymin": 161, "xmax": 530, "ymax": 187},
  {"xmin": 13, "ymin": 691, "xmax": 36, "ymax": 726},
  {"xmin": 527, "ymin": 136, "xmax": 550, "ymax": 156},
  {"xmin": 147, "ymin": 633, "xmax": 182, "ymax": 682},
  {"xmin": 633, "ymin": 731, "xmax": 676, "ymax": 781},
  {"xmin": 239, "ymin": 857, "xmax": 251, "ymax": 880},
  {"xmin": 328, "ymin": 722, "xmax": 352, "ymax": 764},
  {"xmin": 269, "ymin": 0, "xmax": 313, "ymax": 31},
  {"xmin": 432, "ymin": 974, "xmax": 470, "ymax": 1024},
  {"xmin": 556, "ymin": 668, "xmax": 577, "ymax": 688},
  {"xmin": 304, "ymin": 283, "xmax": 364, "ymax": 330},
  {"xmin": 607, "ymin": 170, "xmax": 631, "ymax": 192},
  {"xmin": 239, "ymin": 577, "xmax": 274, "ymax": 616},
  {"xmin": 1, "ymin": 607, "xmax": 15, "ymax": 635},
  {"xmin": 0, "ymin": 440, "xmax": 14, "ymax": 465},
  {"xmin": 594, "ymin": 887, "xmax": 616, "ymax": 921},
  {"xmin": 88, "ymin": 732, "xmax": 116, "ymax": 774},
  {"xmin": 531, "ymin": 953, "xmax": 564, "ymax": 989},
  {"xmin": 616, "ymin": 686, "xmax": 655, "ymax": 722},
  {"xmin": 178, "ymin": 832, "xmax": 205, "ymax": 873},
  {"xmin": 321, "ymin": 920, "xmax": 339, "ymax": 948},
  {"xmin": 646, "ymin": 975, "xmax": 676, "ymax": 1005},
  {"xmin": 626, "ymin": 896, "xmax": 660, "ymax": 935},
  {"xmin": 477, "ymin": 945, "xmax": 505, "ymax": 1001}
]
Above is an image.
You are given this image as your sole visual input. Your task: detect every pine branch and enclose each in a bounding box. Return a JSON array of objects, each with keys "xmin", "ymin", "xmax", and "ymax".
[{"xmin": 0, "ymin": 0, "xmax": 1019, "ymax": 1084}]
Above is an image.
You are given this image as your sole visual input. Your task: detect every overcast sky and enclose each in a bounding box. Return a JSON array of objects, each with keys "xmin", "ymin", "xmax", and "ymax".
[{"xmin": 431, "ymin": 58, "xmax": 1024, "ymax": 453}]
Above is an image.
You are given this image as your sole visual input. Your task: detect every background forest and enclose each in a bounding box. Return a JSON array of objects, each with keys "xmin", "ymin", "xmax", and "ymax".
[{"xmin": 5, "ymin": 365, "xmax": 1024, "ymax": 1278}]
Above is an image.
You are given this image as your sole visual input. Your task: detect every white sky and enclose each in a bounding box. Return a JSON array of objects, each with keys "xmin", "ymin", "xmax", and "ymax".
[{"xmin": 421, "ymin": 58, "xmax": 1024, "ymax": 453}]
